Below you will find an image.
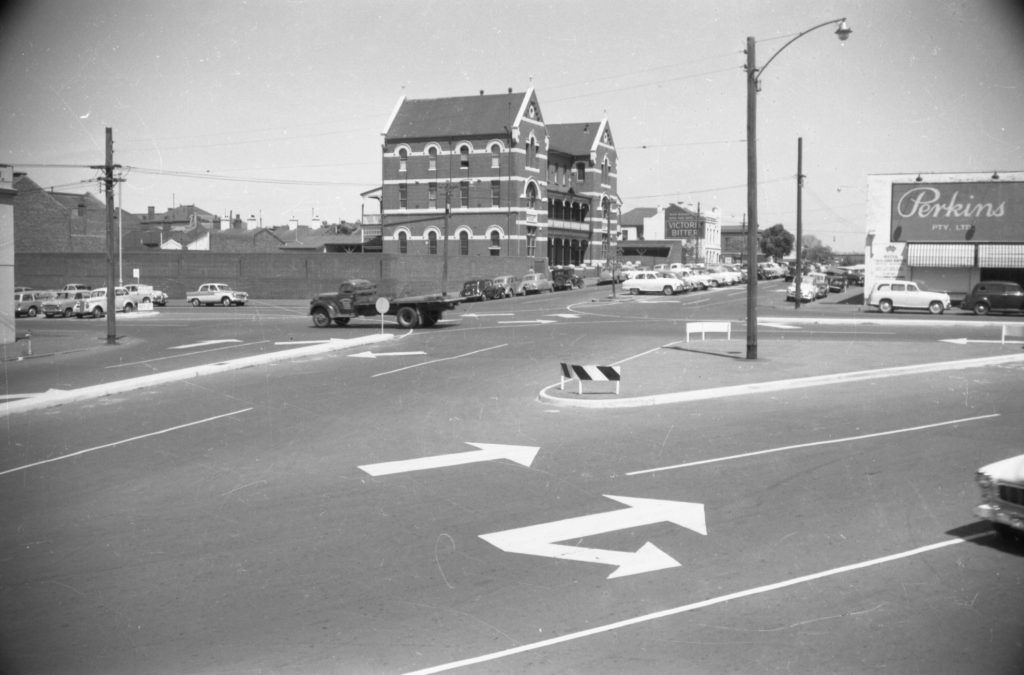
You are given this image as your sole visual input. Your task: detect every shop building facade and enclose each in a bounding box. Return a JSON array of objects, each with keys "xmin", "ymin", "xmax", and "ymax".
[
  {"xmin": 379, "ymin": 88, "xmax": 620, "ymax": 267},
  {"xmin": 618, "ymin": 203, "xmax": 721, "ymax": 266},
  {"xmin": 864, "ymin": 171, "xmax": 1024, "ymax": 302}
]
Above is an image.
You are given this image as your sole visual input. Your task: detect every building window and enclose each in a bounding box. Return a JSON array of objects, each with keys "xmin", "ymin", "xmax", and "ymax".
[
  {"xmin": 398, "ymin": 148, "xmax": 408, "ymax": 173},
  {"xmin": 460, "ymin": 181, "xmax": 469, "ymax": 208},
  {"xmin": 526, "ymin": 183, "xmax": 538, "ymax": 210},
  {"xmin": 526, "ymin": 137, "xmax": 535, "ymax": 167},
  {"xmin": 398, "ymin": 231, "xmax": 408, "ymax": 254},
  {"xmin": 602, "ymin": 158, "xmax": 609, "ymax": 181},
  {"xmin": 399, "ymin": 183, "xmax": 408, "ymax": 209},
  {"xmin": 428, "ymin": 231, "xmax": 438, "ymax": 255},
  {"xmin": 491, "ymin": 144, "xmax": 501, "ymax": 169},
  {"xmin": 491, "ymin": 180, "xmax": 500, "ymax": 207},
  {"xmin": 428, "ymin": 146, "xmax": 437, "ymax": 172},
  {"xmin": 459, "ymin": 231, "xmax": 469, "ymax": 255},
  {"xmin": 428, "ymin": 182, "xmax": 437, "ymax": 209},
  {"xmin": 526, "ymin": 226, "xmax": 537, "ymax": 257},
  {"xmin": 460, "ymin": 145, "xmax": 469, "ymax": 170},
  {"xmin": 576, "ymin": 163, "xmax": 585, "ymax": 181},
  {"xmin": 490, "ymin": 230, "xmax": 500, "ymax": 256}
]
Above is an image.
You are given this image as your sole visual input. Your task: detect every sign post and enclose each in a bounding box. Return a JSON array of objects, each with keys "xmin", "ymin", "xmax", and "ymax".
[{"xmin": 375, "ymin": 297, "xmax": 390, "ymax": 334}]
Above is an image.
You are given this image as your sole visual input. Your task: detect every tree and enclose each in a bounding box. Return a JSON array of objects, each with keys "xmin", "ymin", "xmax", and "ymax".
[
  {"xmin": 759, "ymin": 223, "xmax": 794, "ymax": 260},
  {"xmin": 802, "ymin": 234, "xmax": 834, "ymax": 265}
]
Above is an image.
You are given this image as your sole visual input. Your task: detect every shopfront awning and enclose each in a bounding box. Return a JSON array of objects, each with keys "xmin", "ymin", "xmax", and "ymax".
[
  {"xmin": 907, "ymin": 244, "xmax": 974, "ymax": 267},
  {"xmin": 978, "ymin": 244, "xmax": 1024, "ymax": 268}
]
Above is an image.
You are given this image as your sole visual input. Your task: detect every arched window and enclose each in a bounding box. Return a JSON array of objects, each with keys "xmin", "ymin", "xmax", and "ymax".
[
  {"xmin": 526, "ymin": 183, "xmax": 538, "ymax": 210},
  {"xmin": 428, "ymin": 146, "xmax": 437, "ymax": 172},
  {"xmin": 398, "ymin": 231, "xmax": 408, "ymax": 254},
  {"xmin": 460, "ymin": 145, "xmax": 469, "ymax": 170},
  {"xmin": 491, "ymin": 144, "xmax": 501, "ymax": 169},
  {"xmin": 398, "ymin": 148, "xmax": 408, "ymax": 173},
  {"xmin": 490, "ymin": 230, "xmax": 501, "ymax": 256},
  {"xmin": 459, "ymin": 230, "xmax": 469, "ymax": 255},
  {"xmin": 428, "ymin": 231, "xmax": 438, "ymax": 255}
]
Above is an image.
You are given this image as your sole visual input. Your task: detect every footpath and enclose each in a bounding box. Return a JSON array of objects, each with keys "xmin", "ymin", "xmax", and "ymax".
[{"xmin": 3, "ymin": 291, "xmax": 1024, "ymax": 416}]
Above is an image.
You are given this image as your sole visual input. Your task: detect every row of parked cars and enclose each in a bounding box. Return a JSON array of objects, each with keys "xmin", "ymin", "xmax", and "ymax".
[
  {"xmin": 13, "ymin": 283, "xmax": 168, "ymax": 318},
  {"xmin": 616, "ymin": 263, "xmax": 749, "ymax": 296},
  {"xmin": 459, "ymin": 268, "xmax": 583, "ymax": 301}
]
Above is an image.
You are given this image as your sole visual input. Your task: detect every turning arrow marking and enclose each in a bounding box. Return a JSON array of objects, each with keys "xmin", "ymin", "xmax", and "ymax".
[
  {"xmin": 358, "ymin": 442, "xmax": 540, "ymax": 476},
  {"xmin": 480, "ymin": 494, "xmax": 707, "ymax": 579},
  {"xmin": 348, "ymin": 350, "xmax": 427, "ymax": 359}
]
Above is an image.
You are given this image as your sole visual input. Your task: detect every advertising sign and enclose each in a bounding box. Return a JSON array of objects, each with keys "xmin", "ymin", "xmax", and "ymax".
[
  {"xmin": 665, "ymin": 210, "xmax": 703, "ymax": 239},
  {"xmin": 890, "ymin": 181, "xmax": 1024, "ymax": 243}
]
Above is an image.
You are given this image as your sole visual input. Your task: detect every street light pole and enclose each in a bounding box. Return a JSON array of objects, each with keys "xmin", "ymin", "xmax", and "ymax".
[{"xmin": 744, "ymin": 18, "xmax": 851, "ymax": 360}]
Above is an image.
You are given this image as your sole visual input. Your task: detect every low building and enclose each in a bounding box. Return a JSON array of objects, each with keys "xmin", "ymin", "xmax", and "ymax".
[
  {"xmin": 618, "ymin": 203, "xmax": 721, "ymax": 266},
  {"xmin": 864, "ymin": 171, "xmax": 1024, "ymax": 302}
]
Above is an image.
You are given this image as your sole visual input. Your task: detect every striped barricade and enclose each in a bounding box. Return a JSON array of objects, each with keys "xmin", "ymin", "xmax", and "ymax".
[
  {"xmin": 560, "ymin": 363, "xmax": 621, "ymax": 395},
  {"xmin": 685, "ymin": 321, "xmax": 731, "ymax": 342}
]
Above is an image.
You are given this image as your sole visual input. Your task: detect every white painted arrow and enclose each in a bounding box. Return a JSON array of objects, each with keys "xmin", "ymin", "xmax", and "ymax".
[
  {"xmin": 498, "ymin": 319, "xmax": 556, "ymax": 325},
  {"xmin": 549, "ymin": 313, "xmax": 581, "ymax": 319},
  {"xmin": 480, "ymin": 494, "xmax": 707, "ymax": 579},
  {"xmin": 941, "ymin": 338, "xmax": 1022, "ymax": 345},
  {"xmin": 170, "ymin": 339, "xmax": 242, "ymax": 350},
  {"xmin": 348, "ymin": 350, "xmax": 427, "ymax": 359},
  {"xmin": 358, "ymin": 442, "xmax": 540, "ymax": 476}
]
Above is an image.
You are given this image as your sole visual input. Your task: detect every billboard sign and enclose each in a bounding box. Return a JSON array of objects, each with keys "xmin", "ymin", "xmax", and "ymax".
[
  {"xmin": 665, "ymin": 210, "xmax": 703, "ymax": 239},
  {"xmin": 890, "ymin": 181, "xmax": 1024, "ymax": 243}
]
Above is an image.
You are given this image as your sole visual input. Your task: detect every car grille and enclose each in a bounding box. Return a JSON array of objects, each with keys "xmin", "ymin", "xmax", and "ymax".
[{"xmin": 999, "ymin": 483, "xmax": 1024, "ymax": 506}]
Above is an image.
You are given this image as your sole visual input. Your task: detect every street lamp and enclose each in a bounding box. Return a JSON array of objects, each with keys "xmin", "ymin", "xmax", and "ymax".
[{"xmin": 745, "ymin": 18, "xmax": 851, "ymax": 359}]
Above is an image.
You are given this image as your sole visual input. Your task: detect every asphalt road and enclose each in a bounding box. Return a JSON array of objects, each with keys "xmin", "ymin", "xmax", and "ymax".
[{"xmin": 2, "ymin": 282, "xmax": 1023, "ymax": 674}]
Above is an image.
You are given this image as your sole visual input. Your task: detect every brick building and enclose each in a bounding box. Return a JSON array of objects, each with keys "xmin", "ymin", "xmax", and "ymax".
[
  {"xmin": 379, "ymin": 87, "xmax": 620, "ymax": 266},
  {"xmin": 11, "ymin": 174, "xmax": 120, "ymax": 253}
]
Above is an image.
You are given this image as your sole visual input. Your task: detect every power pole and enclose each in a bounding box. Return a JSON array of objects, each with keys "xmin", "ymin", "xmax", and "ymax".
[{"xmin": 100, "ymin": 128, "xmax": 120, "ymax": 344}]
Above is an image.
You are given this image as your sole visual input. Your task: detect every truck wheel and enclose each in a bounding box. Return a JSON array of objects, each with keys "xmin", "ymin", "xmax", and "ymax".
[
  {"xmin": 191, "ymin": 298, "xmax": 201, "ymax": 307},
  {"xmin": 333, "ymin": 317, "xmax": 350, "ymax": 326},
  {"xmin": 973, "ymin": 301, "xmax": 990, "ymax": 316},
  {"xmin": 311, "ymin": 308, "xmax": 332, "ymax": 328},
  {"xmin": 221, "ymin": 297, "xmax": 232, "ymax": 307},
  {"xmin": 395, "ymin": 306, "xmax": 420, "ymax": 329}
]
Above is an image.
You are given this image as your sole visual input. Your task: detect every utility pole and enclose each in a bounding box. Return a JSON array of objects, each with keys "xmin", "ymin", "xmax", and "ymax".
[
  {"xmin": 794, "ymin": 137, "xmax": 804, "ymax": 309},
  {"xmin": 95, "ymin": 127, "xmax": 120, "ymax": 345}
]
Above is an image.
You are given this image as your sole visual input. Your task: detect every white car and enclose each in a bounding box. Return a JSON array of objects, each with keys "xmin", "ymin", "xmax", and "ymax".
[
  {"xmin": 975, "ymin": 453, "xmax": 1024, "ymax": 541},
  {"xmin": 621, "ymin": 271, "xmax": 686, "ymax": 295},
  {"xmin": 866, "ymin": 280, "xmax": 951, "ymax": 314},
  {"xmin": 786, "ymin": 279, "xmax": 816, "ymax": 302},
  {"xmin": 73, "ymin": 287, "xmax": 136, "ymax": 318}
]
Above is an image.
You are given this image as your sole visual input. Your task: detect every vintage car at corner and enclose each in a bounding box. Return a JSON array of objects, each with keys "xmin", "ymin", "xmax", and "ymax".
[
  {"xmin": 961, "ymin": 281, "xmax": 1024, "ymax": 315},
  {"xmin": 515, "ymin": 272, "xmax": 553, "ymax": 295},
  {"xmin": 551, "ymin": 267, "xmax": 584, "ymax": 291},
  {"xmin": 73, "ymin": 287, "xmax": 136, "ymax": 318},
  {"xmin": 309, "ymin": 279, "xmax": 461, "ymax": 329},
  {"xmin": 491, "ymin": 275, "xmax": 521, "ymax": 297},
  {"xmin": 43, "ymin": 290, "xmax": 90, "ymax": 317},
  {"xmin": 866, "ymin": 280, "xmax": 951, "ymax": 314},
  {"xmin": 786, "ymin": 278, "xmax": 817, "ymax": 303},
  {"xmin": 124, "ymin": 283, "xmax": 168, "ymax": 307},
  {"xmin": 186, "ymin": 283, "xmax": 248, "ymax": 307},
  {"xmin": 459, "ymin": 278, "xmax": 498, "ymax": 302},
  {"xmin": 974, "ymin": 453, "xmax": 1024, "ymax": 542},
  {"xmin": 621, "ymin": 271, "xmax": 686, "ymax": 295}
]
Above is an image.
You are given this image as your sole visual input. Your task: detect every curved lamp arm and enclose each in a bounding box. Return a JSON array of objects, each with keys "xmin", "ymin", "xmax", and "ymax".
[{"xmin": 755, "ymin": 18, "xmax": 851, "ymax": 87}]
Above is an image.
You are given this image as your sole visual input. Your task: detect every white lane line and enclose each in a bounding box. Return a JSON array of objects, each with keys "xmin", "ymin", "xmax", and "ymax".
[
  {"xmin": 0, "ymin": 408, "xmax": 253, "ymax": 477},
  {"xmin": 404, "ymin": 534, "xmax": 984, "ymax": 675},
  {"xmin": 371, "ymin": 344, "xmax": 508, "ymax": 378},
  {"xmin": 106, "ymin": 341, "xmax": 271, "ymax": 369},
  {"xmin": 626, "ymin": 414, "xmax": 1000, "ymax": 476}
]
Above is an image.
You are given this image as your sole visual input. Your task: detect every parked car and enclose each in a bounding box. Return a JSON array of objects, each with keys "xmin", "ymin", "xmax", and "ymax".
[
  {"xmin": 73, "ymin": 287, "xmax": 136, "ymax": 318},
  {"xmin": 186, "ymin": 283, "xmax": 248, "ymax": 307},
  {"xmin": 61, "ymin": 283, "xmax": 93, "ymax": 293},
  {"xmin": 866, "ymin": 280, "xmax": 951, "ymax": 314},
  {"xmin": 621, "ymin": 271, "xmax": 686, "ymax": 295},
  {"xmin": 839, "ymin": 265, "xmax": 865, "ymax": 286},
  {"xmin": 460, "ymin": 278, "xmax": 498, "ymax": 302},
  {"xmin": 492, "ymin": 275, "xmax": 521, "ymax": 298},
  {"xmin": 961, "ymin": 281, "xmax": 1024, "ymax": 315},
  {"xmin": 786, "ymin": 279, "xmax": 817, "ymax": 302},
  {"xmin": 14, "ymin": 291, "xmax": 51, "ymax": 317},
  {"xmin": 825, "ymin": 270, "xmax": 848, "ymax": 293},
  {"xmin": 974, "ymin": 453, "xmax": 1024, "ymax": 542},
  {"xmin": 806, "ymin": 272, "xmax": 830, "ymax": 299},
  {"xmin": 551, "ymin": 267, "xmax": 583, "ymax": 291},
  {"xmin": 516, "ymin": 272, "xmax": 553, "ymax": 295},
  {"xmin": 43, "ymin": 290, "xmax": 90, "ymax": 317},
  {"xmin": 123, "ymin": 283, "xmax": 168, "ymax": 307}
]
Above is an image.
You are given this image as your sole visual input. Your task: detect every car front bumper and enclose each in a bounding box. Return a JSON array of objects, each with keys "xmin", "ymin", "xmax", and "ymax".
[{"xmin": 975, "ymin": 502, "xmax": 1024, "ymax": 533}]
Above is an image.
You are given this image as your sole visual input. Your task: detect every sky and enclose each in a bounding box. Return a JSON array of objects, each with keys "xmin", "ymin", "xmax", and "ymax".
[{"xmin": 1, "ymin": 0, "xmax": 1022, "ymax": 253}]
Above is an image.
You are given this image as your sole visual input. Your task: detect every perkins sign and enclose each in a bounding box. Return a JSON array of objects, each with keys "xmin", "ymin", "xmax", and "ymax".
[{"xmin": 890, "ymin": 181, "xmax": 1024, "ymax": 243}]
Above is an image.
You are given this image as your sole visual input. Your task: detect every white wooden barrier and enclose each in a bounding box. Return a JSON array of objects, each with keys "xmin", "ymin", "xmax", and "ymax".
[
  {"xmin": 1001, "ymin": 323, "xmax": 1024, "ymax": 344},
  {"xmin": 685, "ymin": 321, "xmax": 731, "ymax": 342}
]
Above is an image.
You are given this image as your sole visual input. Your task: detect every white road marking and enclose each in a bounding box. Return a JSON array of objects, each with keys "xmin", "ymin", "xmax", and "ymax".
[
  {"xmin": 942, "ymin": 338, "xmax": 1023, "ymax": 345},
  {"xmin": 760, "ymin": 322, "xmax": 801, "ymax": 329},
  {"xmin": 0, "ymin": 408, "xmax": 253, "ymax": 477},
  {"xmin": 107, "ymin": 341, "xmax": 270, "ymax": 369},
  {"xmin": 359, "ymin": 442, "xmax": 539, "ymax": 476},
  {"xmin": 626, "ymin": 414, "xmax": 999, "ymax": 475},
  {"xmin": 348, "ymin": 350, "xmax": 427, "ymax": 359},
  {"xmin": 169, "ymin": 339, "xmax": 242, "ymax": 349},
  {"xmin": 498, "ymin": 319, "xmax": 555, "ymax": 324},
  {"xmin": 480, "ymin": 495, "xmax": 706, "ymax": 579},
  {"xmin": 372, "ymin": 344, "xmax": 507, "ymax": 378},
  {"xmin": 405, "ymin": 535, "xmax": 984, "ymax": 674}
]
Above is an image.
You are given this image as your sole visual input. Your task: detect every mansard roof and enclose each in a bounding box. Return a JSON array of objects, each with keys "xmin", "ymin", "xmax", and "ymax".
[{"xmin": 385, "ymin": 90, "xmax": 528, "ymax": 141}]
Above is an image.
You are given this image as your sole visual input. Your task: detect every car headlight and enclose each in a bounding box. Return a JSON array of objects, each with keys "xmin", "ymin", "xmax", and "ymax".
[{"xmin": 976, "ymin": 471, "xmax": 994, "ymax": 489}]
